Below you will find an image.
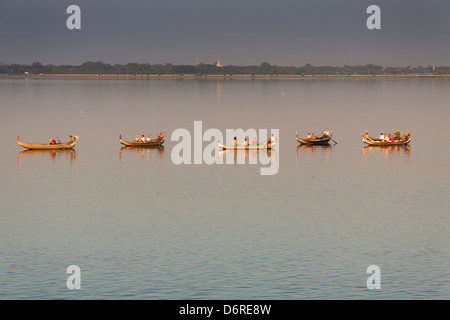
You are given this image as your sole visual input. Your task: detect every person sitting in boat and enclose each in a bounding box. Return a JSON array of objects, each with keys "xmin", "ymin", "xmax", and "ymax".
[
  {"xmin": 378, "ymin": 133, "xmax": 384, "ymax": 140},
  {"xmin": 322, "ymin": 130, "xmax": 329, "ymax": 138},
  {"xmin": 158, "ymin": 132, "xmax": 164, "ymax": 141},
  {"xmin": 311, "ymin": 133, "xmax": 316, "ymax": 139},
  {"xmin": 394, "ymin": 130, "xmax": 401, "ymax": 140},
  {"xmin": 140, "ymin": 135, "xmax": 146, "ymax": 142},
  {"xmin": 69, "ymin": 135, "xmax": 74, "ymax": 142},
  {"xmin": 241, "ymin": 138, "xmax": 249, "ymax": 146},
  {"xmin": 134, "ymin": 135, "xmax": 140, "ymax": 142},
  {"xmin": 48, "ymin": 137, "xmax": 56, "ymax": 145},
  {"xmin": 384, "ymin": 134, "xmax": 390, "ymax": 142},
  {"xmin": 233, "ymin": 137, "xmax": 237, "ymax": 147},
  {"xmin": 307, "ymin": 133, "xmax": 311, "ymax": 139},
  {"xmin": 271, "ymin": 134, "xmax": 276, "ymax": 143},
  {"xmin": 251, "ymin": 137, "xmax": 257, "ymax": 145},
  {"xmin": 146, "ymin": 135, "xmax": 151, "ymax": 142}
]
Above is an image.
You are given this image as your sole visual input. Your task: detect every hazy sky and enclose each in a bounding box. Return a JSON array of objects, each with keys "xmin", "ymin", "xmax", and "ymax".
[{"xmin": 1, "ymin": 0, "xmax": 449, "ymax": 66}]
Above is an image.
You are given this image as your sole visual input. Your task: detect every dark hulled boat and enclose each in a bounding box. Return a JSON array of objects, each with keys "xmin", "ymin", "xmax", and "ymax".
[
  {"xmin": 119, "ymin": 133, "xmax": 165, "ymax": 147},
  {"xmin": 296, "ymin": 129, "xmax": 332, "ymax": 145}
]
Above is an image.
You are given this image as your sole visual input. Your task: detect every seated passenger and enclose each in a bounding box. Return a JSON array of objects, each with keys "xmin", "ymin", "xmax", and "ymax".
[
  {"xmin": 394, "ymin": 130, "xmax": 401, "ymax": 140},
  {"xmin": 48, "ymin": 137, "xmax": 56, "ymax": 145},
  {"xmin": 384, "ymin": 134, "xmax": 390, "ymax": 142},
  {"xmin": 140, "ymin": 135, "xmax": 146, "ymax": 142},
  {"xmin": 379, "ymin": 133, "xmax": 384, "ymax": 140},
  {"xmin": 146, "ymin": 135, "xmax": 151, "ymax": 142},
  {"xmin": 307, "ymin": 133, "xmax": 311, "ymax": 139},
  {"xmin": 233, "ymin": 137, "xmax": 237, "ymax": 146},
  {"xmin": 134, "ymin": 135, "xmax": 140, "ymax": 142},
  {"xmin": 242, "ymin": 138, "xmax": 249, "ymax": 146},
  {"xmin": 251, "ymin": 137, "xmax": 257, "ymax": 145}
]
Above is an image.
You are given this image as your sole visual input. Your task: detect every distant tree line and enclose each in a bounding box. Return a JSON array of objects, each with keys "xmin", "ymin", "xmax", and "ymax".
[{"xmin": 1, "ymin": 61, "xmax": 450, "ymax": 75}]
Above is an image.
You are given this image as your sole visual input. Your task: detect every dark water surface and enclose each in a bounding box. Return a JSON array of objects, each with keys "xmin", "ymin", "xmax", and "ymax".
[{"xmin": 0, "ymin": 78, "xmax": 449, "ymax": 299}]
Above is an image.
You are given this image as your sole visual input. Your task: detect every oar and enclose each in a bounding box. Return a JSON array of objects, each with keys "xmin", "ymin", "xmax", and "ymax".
[{"xmin": 331, "ymin": 139, "xmax": 338, "ymax": 145}]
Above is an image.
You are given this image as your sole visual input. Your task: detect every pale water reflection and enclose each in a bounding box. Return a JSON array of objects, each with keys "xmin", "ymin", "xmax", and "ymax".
[{"xmin": 17, "ymin": 149, "xmax": 79, "ymax": 167}]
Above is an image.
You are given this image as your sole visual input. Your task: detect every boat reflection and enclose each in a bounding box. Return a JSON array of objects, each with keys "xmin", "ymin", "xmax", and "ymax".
[
  {"xmin": 17, "ymin": 149, "xmax": 78, "ymax": 166},
  {"xmin": 218, "ymin": 149, "xmax": 276, "ymax": 164},
  {"xmin": 362, "ymin": 145, "xmax": 411, "ymax": 160},
  {"xmin": 119, "ymin": 145, "xmax": 165, "ymax": 161},
  {"xmin": 296, "ymin": 144, "xmax": 331, "ymax": 164}
]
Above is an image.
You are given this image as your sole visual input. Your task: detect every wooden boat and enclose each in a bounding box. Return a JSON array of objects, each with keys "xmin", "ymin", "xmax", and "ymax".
[
  {"xmin": 218, "ymin": 139, "xmax": 276, "ymax": 150},
  {"xmin": 218, "ymin": 143, "xmax": 266, "ymax": 151},
  {"xmin": 296, "ymin": 129, "xmax": 332, "ymax": 145},
  {"xmin": 119, "ymin": 133, "xmax": 165, "ymax": 147},
  {"xmin": 17, "ymin": 136, "xmax": 79, "ymax": 150},
  {"xmin": 362, "ymin": 130, "xmax": 411, "ymax": 146}
]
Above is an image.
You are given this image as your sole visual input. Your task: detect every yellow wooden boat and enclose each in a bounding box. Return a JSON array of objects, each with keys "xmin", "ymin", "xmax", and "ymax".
[{"xmin": 17, "ymin": 136, "xmax": 79, "ymax": 150}]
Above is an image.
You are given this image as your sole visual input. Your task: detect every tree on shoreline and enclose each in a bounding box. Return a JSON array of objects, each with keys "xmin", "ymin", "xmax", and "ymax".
[{"xmin": 0, "ymin": 62, "xmax": 448, "ymax": 75}]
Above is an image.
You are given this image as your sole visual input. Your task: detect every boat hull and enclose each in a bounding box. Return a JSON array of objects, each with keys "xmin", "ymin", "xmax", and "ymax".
[
  {"xmin": 119, "ymin": 134, "xmax": 165, "ymax": 147},
  {"xmin": 362, "ymin": 131, "xmax": 411, "ymax": 146},
  {"xmin": 296, "ymin": 130, "xmax": 332, "ymax": 145},
  {"xmin": 218, "ymin": 141, "xmax": 276, "ymax": 150},
  {"xmin": 17, "ymin": 136, "xmax": 79, "ymax": 150}
]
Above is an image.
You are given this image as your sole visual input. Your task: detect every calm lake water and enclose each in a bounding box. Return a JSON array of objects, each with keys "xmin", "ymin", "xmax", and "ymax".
[{"xmin": 0, "ymin": 78, "xmax": 449, "ymax": 299}]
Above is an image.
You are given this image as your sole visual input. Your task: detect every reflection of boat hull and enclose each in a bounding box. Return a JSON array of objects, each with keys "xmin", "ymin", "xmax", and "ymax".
[
  {"xmin": 17, "ymin": 149, "xmax": 78, "ymax": 165},
  {"xmin": 119, "ymin": 134, "xmax": 165, "ymax": 147},
  {"xmin": 120, "ymin": 145, "xmax": 164, "ymax": 151},
  {"xmin": 17, "ymin": 136, "xmax": 79, "ymax": 150},
  {"xmin": 362, "ymin": 131, "xmax": 411, "ymax": 146},
  {"xmin": 363, "ymin": 145, "xmax": 410, "ymax": 151},
  {"xmin": 296, "ymin": 130, "xmax": 332, "ymax": 145},
  {"xmin": 297, "ymin": 144, "xmax": 331, "ymax": 150},
  {"xmin": 18, "ymin": 149, "xmax": 78, "ymax": 156}
]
